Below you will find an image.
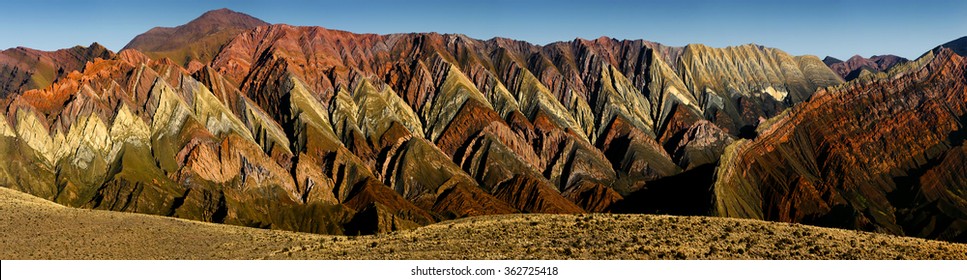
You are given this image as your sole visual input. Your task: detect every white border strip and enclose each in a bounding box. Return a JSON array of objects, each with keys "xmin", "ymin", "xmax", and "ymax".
[{"xmin": 3, "ymin": 260, "xmax": 966, "ymax": 280}]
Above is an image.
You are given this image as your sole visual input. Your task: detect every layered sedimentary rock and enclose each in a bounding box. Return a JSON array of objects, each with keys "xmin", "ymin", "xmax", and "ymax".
[
  {"xmin": 1, "ymin": 9, "xmax": 849, "ymax": 235},
  {"xmin": 714, "ymin": 49, "xmax": 967, "ymax": 242},
  {"xmin": 123, "ymin": 8, "xmax": 269, "ymax": 68},
  {"xmin": 7, "ymin": 9, "xmax": 965, "ymax": 243},
  {"xmin": 823, "ymin": 55, "xmax": 908, "ymax": 81},
  {"xmin": 677, "ymin": 44, "xmax": 843, "ymax": 136},
  {"xmin": 0, "ymin": 43, "xmax": 114, "ymax": 98}
]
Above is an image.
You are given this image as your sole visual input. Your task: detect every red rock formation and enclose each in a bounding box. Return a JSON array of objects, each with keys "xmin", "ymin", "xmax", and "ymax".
[
  {"xmin": 0, "ymin": 43, "xmax": 114, "ymax": 101},
  {"xmin": 824, "ymin": 54, "xmax": 908, "ymax": 80},
  {"xmin": 562, "ymin": 181, "xmax": 623, "ymax": 212},
  {"xmin": 492, "ymin": 175, "xmax": 585, "ymax": 214},
  {"xmin": 715, "ymin": 49, "xmax": 967, "ymax": 242},
  {"xmin": 343, "ymin": 178, "xmax": 435, "ymax": 234}
]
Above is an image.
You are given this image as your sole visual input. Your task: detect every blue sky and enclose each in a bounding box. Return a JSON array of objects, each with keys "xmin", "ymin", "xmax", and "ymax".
[{"xmin": 1, "ymin": 0, "xmax": 964, "ymax": 59}]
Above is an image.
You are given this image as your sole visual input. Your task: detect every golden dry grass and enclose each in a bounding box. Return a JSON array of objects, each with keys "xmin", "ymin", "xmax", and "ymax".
[{"xmin": 1, "ymin": 187, "xmax": 964, "ymax": 259}]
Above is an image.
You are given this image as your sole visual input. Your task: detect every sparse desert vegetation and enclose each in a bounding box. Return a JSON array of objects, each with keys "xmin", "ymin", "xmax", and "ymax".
[{"xmin": 1, "ymin": 187, "xmax": 964, "ymax": 260}]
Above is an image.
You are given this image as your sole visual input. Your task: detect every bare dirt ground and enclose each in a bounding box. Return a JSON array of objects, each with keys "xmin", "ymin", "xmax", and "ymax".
[{"xmin": 1, "ymin": 187, "xmax": 964, "ymax": 259}]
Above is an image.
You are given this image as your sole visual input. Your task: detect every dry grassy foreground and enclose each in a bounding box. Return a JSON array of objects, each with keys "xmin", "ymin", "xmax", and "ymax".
[{"xmin": 1, "ymin": 187, "xmax": 964, "ymax": 259}]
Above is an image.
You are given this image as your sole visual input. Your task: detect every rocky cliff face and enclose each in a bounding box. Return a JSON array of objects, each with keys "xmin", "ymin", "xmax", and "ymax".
[
  {"xmin": 714, "ymin": 49, "xmax": 967, "ymax": 242},
  {"xmin": 1, "ymin": 9, "xmax": 854, "ymax": 236},
  {"xmin": 0, "ymin": 43, "xmax": 114, "ymax": 99},
  {"xmin": 823, "ymin": 54, "xmax": 908, "ymax": 81}
]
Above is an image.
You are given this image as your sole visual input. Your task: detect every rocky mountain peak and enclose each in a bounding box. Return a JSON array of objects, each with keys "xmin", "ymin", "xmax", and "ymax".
[
  {"xmin": 188, "ymin": 8, "xmax": 268, "ymax": 28},
  {"xmin": 822, "ymin": 56, "xmax": 843, "ymax": 64},
  {"xmin": 122, "ymin": 8, "xmax": 269, "ymax": 67}
]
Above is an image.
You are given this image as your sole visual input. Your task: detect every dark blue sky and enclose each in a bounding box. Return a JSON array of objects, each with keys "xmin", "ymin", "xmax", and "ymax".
[{"xmin": 1, "ymin": 0, "xmax": 964, "ymax": 59}]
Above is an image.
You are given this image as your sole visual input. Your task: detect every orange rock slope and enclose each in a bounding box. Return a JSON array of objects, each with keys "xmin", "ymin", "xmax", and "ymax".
[{"xmin": 0, "ymin": 43, "xmax": 113, "ymax": 99}]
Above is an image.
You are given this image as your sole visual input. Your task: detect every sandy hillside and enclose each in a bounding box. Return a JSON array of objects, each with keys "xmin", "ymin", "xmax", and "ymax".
[{"xmin": 1, "ymin": 187, "xmax": 964, "ymax": 259}]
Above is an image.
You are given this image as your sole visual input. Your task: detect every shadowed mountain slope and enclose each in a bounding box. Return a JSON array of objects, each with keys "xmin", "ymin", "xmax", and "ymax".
[{"xmin": 928, "ymin": 36, "xmax": 967, "ymax": 58}]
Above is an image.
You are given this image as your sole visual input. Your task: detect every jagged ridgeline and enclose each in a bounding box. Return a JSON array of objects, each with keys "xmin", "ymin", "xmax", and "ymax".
[
  {"xmin": 0, "ymin": 43, "xmax": 114, "ymax": 99},
  {"xmin": 8, "ymin": 10, "xmax": 964, "ymax": 242},
  {"xmin": 0, "ymin": 17, "xmax": 843, "ymax": 235},
  {"xmin": 715, "ymin": 49, "xmax": 967, "ymax": 242}
]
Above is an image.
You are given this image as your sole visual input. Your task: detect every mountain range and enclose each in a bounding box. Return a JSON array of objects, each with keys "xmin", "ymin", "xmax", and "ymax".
[
  {"xmin": 823, "ymin": 55, "xmax": 908, "ymax": 81},
  {"xmin": 0, "ymin": 9, "xmax": 965, "ymax": 242}
]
